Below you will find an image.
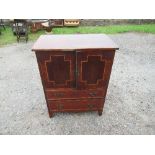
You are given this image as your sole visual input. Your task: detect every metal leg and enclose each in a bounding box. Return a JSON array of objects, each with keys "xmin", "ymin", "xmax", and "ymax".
[{"xmin": 3, "ymin": 25, "xmax": 5, "ymax": 30}]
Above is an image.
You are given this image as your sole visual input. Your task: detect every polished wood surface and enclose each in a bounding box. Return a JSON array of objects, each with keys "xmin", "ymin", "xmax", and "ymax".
[
  {"xmin": 32, "ymin": 34, "xmax": 118, "ymax": 117},
  {"xmin": 32, "ymin": 34, "xmax": 119, "ymax": 51}
]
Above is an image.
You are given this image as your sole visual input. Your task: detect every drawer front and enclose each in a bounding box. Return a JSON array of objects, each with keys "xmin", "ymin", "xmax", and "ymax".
[
  {"xmin": 48, "ymin": 98, "xmax": 103, "ymax": 112},
  {"xmin": 46, "ymin": 89, "xmax": 105, "ymax": 100}
]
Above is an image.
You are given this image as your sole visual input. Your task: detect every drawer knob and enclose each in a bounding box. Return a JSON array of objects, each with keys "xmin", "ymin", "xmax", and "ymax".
[
  {"xmin": 74, "ymin": 100, "xmax": 80, "ymax": 102},
  {"xmin": 55, "ymin": 93, "xmax": 64, "ymax": 97},
  {"xmin": 57, "ymin": 103, "xmax": 64, "ymax": 110},
  {"xmin": 88, "ymin": 104, "xmax": 95, "ymax": 110},
  {"xmin": 89, "ymin": 92, "xmax": 97, "ymax": 97}
]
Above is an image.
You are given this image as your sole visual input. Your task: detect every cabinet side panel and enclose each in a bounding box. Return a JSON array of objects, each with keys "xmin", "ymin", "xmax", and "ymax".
[
  {"xmin": 103, "ymin": 50, "xmax": 116, "ymax": 101},
  {"xmin": 35, "ymin": 52, "xmax": 52, "ymax": 117}
]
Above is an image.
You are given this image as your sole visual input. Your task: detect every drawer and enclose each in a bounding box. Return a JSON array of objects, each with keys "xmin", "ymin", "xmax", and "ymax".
[
  {"xmin": 48, "ymin": 98, "xmax": 103, "ymax": 112},
  {"xmin": 45, "ymin": 89, "xmax": 105, "ymax": 100}
]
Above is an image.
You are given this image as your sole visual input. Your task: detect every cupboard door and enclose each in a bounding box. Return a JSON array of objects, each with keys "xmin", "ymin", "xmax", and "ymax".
[
  {"xmin": 76, "ymin": 50, "xmax": 115, "ymax": 89},
  {"xmin": 36, "ymin": 51, "xmax": 76, "ymax": 89}
]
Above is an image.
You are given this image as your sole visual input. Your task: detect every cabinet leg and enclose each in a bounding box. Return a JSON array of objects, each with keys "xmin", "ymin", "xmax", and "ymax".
[
  {"xmin": 49, "ymin": 112, "xmax": 54, "ymax": 118},
  {"xmin": 98, "ymin": 110, "xmax": 103, "ymax": 116}
]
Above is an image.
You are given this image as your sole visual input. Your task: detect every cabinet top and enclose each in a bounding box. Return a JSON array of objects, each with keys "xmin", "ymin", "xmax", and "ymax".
[{"xmin": 32, "ymin": 34, "xmax": 119, "ymax": 51}]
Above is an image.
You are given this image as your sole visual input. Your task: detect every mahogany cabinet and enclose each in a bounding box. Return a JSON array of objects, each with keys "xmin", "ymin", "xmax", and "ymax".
[{"xmin": 32, "ymin": 34, "xmax": 119, "ymax": 117}]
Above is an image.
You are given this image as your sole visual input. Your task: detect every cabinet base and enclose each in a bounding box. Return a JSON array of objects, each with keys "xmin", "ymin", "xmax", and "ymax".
[{"xmin": 48, "ymin": 110, "xmax": 103, "ymax": 118}]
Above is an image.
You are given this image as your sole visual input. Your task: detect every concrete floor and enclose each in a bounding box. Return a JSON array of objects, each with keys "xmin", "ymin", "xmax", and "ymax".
[{"xmin": 0, "ymin": 33, "xmax": 155, "ymax": 134}]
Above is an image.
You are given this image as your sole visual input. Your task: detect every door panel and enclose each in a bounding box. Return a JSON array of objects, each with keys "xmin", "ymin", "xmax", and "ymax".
[
  {"xmin": 76, "ymin": 50, "xmax": 115, "ymax": 89},
  {"xmin": 36, "ymin": 51, "xmax": 76, "ymax": 88},
  {"xmin": 82, "ymin": 55, "xmax": 105, "ymax": 84}
]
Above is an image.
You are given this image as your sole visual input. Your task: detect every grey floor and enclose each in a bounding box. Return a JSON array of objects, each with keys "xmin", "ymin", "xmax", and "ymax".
[{"xmin": 0, "ymin": 33, "xmax": 155, "ymax": 134}]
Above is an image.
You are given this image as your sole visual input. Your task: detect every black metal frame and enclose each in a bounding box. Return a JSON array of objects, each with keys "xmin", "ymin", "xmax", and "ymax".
[
  {"xmin": 0, "ymin": 19, "xmax": 5, "ymax": 30},
  {"xmin": 12, "ymin": 19, "xmax": 29, "ymax": 42},
  {"xmin": 0, "ymin": 19, "xmax": 6, "ymax": 35}
]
